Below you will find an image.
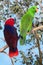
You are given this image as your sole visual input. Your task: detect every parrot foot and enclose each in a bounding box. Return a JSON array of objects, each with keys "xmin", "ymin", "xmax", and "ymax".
[{"xmin": 19, "ymin": 35, "xmax": 23, "ymax": 39}]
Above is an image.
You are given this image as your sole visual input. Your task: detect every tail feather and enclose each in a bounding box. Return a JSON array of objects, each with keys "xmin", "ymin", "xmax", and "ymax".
[{"xmin": 9, "ymin": 49, "xmax": 19, "ymax": 57}]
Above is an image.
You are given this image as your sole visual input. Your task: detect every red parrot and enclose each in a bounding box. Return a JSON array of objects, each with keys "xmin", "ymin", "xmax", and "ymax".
[{"xmin": 4, "ymin": 18, "xmax": 19, "ymax": 57}]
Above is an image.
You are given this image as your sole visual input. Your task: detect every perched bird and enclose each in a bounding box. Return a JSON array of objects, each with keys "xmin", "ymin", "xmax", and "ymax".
[
  {"xmin": 20, "ymin": 6, "xmax": 38, "ymax": 45},
  {"xmin": 4, "ymin": 18, "xmax": 20, "ymax": 57}
]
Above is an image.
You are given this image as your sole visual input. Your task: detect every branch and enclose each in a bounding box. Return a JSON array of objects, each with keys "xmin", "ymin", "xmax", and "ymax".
[
  {"xmin": 32, "ymin": 25, "xmax": 43, "ymax": 32},
  {"xmin": 0, "ymin": 45, "xmax": 8, "ymax": 52},
  {"xmin": 27, "ymin": 25, "xmax": 43, "ymax": 34},
  {"xmin": 0, "ymin": 51, "xmax": 14, "ymax": 65},
  {"xmin": 0, "ymin": 45, "xmax": 14, "ymax": 65}
]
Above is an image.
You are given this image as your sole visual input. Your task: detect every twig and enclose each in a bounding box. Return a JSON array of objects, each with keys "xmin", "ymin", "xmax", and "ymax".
[
  {"xmin": 0, "ymin": 45, "xmax": 8, "ymax": 52},
  {"xmin": 11, "ymin": 58, "xmax": 14, "ymax": 65}
]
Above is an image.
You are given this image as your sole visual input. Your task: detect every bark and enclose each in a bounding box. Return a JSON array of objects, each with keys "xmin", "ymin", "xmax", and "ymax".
[{"xmin": 34, "ymin": 32, "xmax": 42, "ymax": 65}]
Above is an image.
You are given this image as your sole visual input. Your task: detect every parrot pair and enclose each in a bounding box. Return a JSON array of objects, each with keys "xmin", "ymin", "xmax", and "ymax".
[
  {"xmin": 20, "ymin": 6, "xmax": 38, "ymax": 45},
  {"xmin": 4, "ymin": 6, "xmax": 38, "ymax": 58},
  {"xmin": 4, "ymin": 18, "xmax": 20, "ymax": 57}
]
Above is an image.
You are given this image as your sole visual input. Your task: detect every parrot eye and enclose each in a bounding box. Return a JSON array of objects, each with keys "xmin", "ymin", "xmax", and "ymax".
[{"xmin": 27, "ymin": 30, "xmax": 29, "ymax": 32}]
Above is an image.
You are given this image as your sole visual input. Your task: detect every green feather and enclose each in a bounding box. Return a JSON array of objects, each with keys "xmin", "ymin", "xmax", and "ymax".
[{"xmin": 20, "ymin": 6, "xmax": 37, "ymax": 45}]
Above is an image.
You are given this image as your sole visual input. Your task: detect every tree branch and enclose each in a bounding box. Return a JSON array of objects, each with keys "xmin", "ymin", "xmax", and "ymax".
[
  {"xmin": 0, "ymin": 45, "xmax": 8, "ymax": 52},
  {"xmin": 32, "ymin": 25, "xmax": 43, "ymax": 31},
  {"xmin": 27, "ymin": 25, "xmax": 43, "ymax": 34}
]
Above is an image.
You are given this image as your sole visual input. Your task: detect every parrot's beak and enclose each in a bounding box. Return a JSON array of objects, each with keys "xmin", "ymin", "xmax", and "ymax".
[{"xmin": 36, "ymin": 8, "xmax": 38, "ymax": 12}]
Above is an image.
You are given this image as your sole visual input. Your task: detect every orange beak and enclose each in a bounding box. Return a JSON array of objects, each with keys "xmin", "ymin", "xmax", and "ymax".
[{"xmin": 36, "ymin": 8, "xmax": 38, "ymax": 12}]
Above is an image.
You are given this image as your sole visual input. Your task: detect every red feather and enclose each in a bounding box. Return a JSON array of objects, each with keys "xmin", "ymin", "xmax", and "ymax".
[
  {"xmin": 5, "ymin": 18, "xmax": 15, "ymax": 26},
  {"xmin": 9, "ymin": 49, "xmax": 19, "ymax": 57}
]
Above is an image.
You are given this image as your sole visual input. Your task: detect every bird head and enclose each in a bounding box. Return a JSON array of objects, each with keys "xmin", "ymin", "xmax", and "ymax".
[
  {"xmin": 5, "ymin": 18, "xmax": 16, "ymax": 26},
  {"xmin": 28, "ymin": 6, "xmax": 38, "ymax": 15}
]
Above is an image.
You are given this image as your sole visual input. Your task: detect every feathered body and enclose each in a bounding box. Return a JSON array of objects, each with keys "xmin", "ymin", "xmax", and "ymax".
[
  {"xmin": 4, "ymin": 18, "xmax": 19, "ymax": 57},
  {"xmin": 20, "ymin": 6, "xmax": 37, "ymax": 45}
]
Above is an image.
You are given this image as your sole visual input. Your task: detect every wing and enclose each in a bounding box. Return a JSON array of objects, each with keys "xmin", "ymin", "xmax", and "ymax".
[{"xmin": 20, "ymin": 13, "xmax": 32, "ymax": 45}]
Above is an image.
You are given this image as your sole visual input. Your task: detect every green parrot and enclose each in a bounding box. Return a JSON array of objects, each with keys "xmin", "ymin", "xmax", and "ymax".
[{"xmin": 20, "ymin": 6, "xmax": 38, "ymax": 45}]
